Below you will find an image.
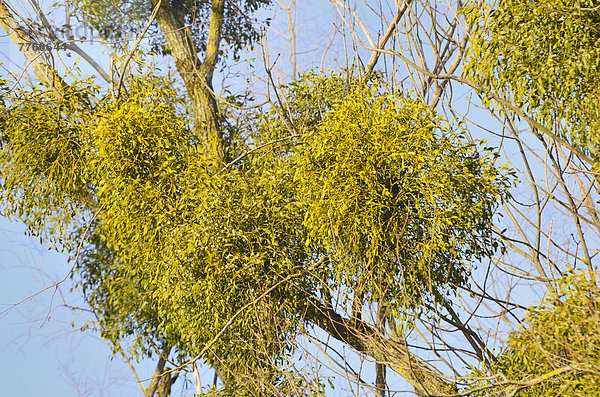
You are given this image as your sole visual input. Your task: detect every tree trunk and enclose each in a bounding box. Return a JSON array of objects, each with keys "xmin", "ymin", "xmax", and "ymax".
[{"xmin": 151, "ymin": 0, "xmax": 225, "ymax": 160}]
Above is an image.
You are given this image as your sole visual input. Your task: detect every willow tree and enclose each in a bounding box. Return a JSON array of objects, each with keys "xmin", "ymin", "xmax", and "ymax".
[{"xmin": 0, "ymin": 1, "xmax": 515, "ymax": 396}]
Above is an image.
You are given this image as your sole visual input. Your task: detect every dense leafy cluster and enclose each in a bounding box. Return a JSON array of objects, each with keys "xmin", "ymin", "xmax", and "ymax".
[
  {"xmin": 0, "ymin": 79, "xmax": 99, "ymax": 244},
  {"xmin": 0, "ymin": 70, "xmax": 511, "ymax": 393},
  {"xmin": 464, "ymin": 0, "xmax": 600, "ymax": 158},
  {"xmin": 293, "ymin": 83, "xmax": 511, "ymax": 309},
  {"xmin": 470, "ymin": 271, "xmax": 600, "ymax": 396}
]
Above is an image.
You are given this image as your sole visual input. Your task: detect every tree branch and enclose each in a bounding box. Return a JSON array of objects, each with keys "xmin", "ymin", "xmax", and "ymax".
[
  {"xmin": 304, "ymin": 296, "xmax": 457, "ymax": 396},
  {"xmin": 364, "ymin": 0, "xmax": 414, "ymax": 76},
  {"xmin": 29, "ymin": 0, "xmax": 111, "ymax": 84},
  {"xmin": 0, "ymin": 0, "xmax": 65, "ymax": 90}
]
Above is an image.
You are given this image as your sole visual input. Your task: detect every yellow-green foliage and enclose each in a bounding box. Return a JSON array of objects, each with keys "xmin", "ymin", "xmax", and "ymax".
[
  {"xmin": 0, "ymin": 80, "xmax": 97, "ymax": 244},
  {"xmin": 463, "ymin": 0, "xmax": 600, "ymax": 157},
  {"xmin": 294, "ymin": 82, "xmax": 510, "ymax": 309},
  {"xmin": 469, "ymin": 271, "xmax": 600, "ymax": 396},
  {"xmin": 0, "ymin": 71, "xmax": 512, "ymax": 392}
]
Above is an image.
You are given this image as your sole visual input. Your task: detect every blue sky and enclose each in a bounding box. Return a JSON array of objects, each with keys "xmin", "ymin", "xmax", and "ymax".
[
  {"xmin": 0, "ymin": 216, "xmax": 147, "ymax": 396},
  {"xmin": 0, "ymin": 1, "xmax": 554, "ymax": 395}
]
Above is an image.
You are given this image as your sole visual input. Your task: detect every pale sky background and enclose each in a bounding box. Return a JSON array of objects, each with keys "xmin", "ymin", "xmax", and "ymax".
[{"xmin": 0, "ymin": 1, "xmax": 552, "ymax": 395}]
